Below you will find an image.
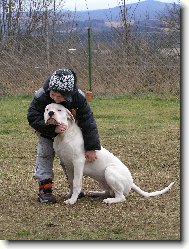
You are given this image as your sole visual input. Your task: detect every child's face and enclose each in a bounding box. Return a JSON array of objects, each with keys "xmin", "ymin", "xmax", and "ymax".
[{"xmin": 50, "ymin": 90, "xmax": 66, "ymax": 103}]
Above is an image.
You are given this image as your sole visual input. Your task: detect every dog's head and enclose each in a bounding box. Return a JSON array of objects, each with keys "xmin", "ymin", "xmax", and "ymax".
[{"xmin": 44, "ymin": 103, "xmax": 75, "ymax": 126}]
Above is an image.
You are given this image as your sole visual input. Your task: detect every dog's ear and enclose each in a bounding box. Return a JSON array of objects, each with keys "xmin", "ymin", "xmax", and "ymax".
[{"xmin": 66, "ymin": 109, "xmax": 75, "ymax": 122}]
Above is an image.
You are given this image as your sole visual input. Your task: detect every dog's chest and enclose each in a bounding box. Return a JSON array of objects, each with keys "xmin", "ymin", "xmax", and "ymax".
[
  {"xmin": 53, "ymin": 128, "xmax": 84, "ymax": 161},
  {"xmin": 53, "ymin": 135, "xmax": 73, "ymax": 159}
]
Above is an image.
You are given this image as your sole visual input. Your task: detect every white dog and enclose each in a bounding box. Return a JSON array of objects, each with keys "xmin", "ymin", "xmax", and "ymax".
[{"xmin": 44, "ymin": 103, "xmax": 174, "ymax": 205}]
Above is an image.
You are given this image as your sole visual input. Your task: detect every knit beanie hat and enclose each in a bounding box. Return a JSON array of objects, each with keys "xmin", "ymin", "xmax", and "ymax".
[{"xmin": 48, "ymin": 68, "xmax": 77, "ymax": 102}]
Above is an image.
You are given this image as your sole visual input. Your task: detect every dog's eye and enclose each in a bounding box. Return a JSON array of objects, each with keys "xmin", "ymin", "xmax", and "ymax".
[
  {"xmin": 58, "ymin": 110, "xmax": 62, "ymax": 112},
  {"xmin": 46, "ymin": 108, "xmax": 48, "ymax": 111}
]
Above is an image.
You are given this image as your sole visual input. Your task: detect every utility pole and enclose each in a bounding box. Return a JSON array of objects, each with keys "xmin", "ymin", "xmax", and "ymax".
[
  {"xmin": 123, "ymin": 0, "xmax": 127, "ymax": 28},
  {"xmin": 85, "ymin": 28, "xmax": 93, "ymax": 102},
  {"xmin": 45, "ymin": 5, "xmax": 50, "ymax": 70}
]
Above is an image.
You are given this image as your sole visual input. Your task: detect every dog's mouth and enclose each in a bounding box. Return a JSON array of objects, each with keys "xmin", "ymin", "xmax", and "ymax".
[{"xmin": 46, "ymin": 118, "xmax": 60, "ymax": 126}]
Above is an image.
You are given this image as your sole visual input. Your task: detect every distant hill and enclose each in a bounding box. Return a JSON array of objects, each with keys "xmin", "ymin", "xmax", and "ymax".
[{"xmin": 70, "ymin": 0, "xmax": 178, "ymax": 22}]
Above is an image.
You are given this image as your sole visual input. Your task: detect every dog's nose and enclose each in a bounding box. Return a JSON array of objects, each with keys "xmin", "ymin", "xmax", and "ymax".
[{"xmin": 48, "ymin": 111, "xmax": 54, "ymax": 117}]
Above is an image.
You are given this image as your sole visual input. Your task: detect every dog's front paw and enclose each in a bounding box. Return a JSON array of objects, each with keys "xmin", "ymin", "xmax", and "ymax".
[{"xmin": 64, "ymin": 198, "xmax": 77, "ymax": 205}]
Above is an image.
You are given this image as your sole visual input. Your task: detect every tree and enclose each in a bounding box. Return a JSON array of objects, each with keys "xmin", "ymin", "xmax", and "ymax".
[{"xmin": 158, "ymin": 3, "xmax": 180, "ymax": 31}]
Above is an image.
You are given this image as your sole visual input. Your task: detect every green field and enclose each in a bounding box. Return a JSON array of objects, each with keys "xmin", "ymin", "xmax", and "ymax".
[{"xmin": 0, "ymin": 95, "xmax": 180, "ymax": 240}]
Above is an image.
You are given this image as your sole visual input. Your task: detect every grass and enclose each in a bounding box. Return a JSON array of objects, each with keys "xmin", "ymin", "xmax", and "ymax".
[{"xmin": 0, "ymin": 94, "xmax": 180, "ymax": 240}]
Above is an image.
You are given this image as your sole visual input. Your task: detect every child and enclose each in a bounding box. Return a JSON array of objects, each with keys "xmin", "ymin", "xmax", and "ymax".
[{"xmin": 27, "ymin": 68, "xmax": 101, "ymax": 203}]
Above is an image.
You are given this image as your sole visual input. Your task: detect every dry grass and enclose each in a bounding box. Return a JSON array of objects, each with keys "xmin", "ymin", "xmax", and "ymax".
[{"xmin": 0, "ymin": 95, "xmax": 180, "ymax": 240}]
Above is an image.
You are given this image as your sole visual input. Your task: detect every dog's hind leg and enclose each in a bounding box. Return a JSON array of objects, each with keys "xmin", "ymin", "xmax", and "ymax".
[
  {"xmin": 87, "ymin": 190, "xmax": 106, "ymax": 197},
  {"xmin": 103, "ymin": 194, "xmax": 125, "ymax": 204},
  {"xmin": 87, "ymin": 181, "xmax": 114, "ymax": 198},
  {"xmin": 102, "ymin": 184, "xmax": 125, "ymax": 204},
  {"xmin": 102, "ymin": 166, "xmax": 126, "ymax": 204},
  {"xmin": 87, "ymin": 190, "xmax": 114, "ymax": 198}
]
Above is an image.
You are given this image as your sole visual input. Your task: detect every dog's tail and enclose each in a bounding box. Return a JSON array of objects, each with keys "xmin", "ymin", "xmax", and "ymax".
[{"xmin": 132, "ymin": 182, "xmax": 174, "ymax": 197}]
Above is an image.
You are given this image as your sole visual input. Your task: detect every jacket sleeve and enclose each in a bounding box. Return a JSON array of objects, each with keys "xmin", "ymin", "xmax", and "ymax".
[
  {"xmin": 73, "ymin": 92, "xmax": 101, "ymax": 151},
  {"xmin": 27, "ymin": 88, "xmax": 56, "ymax": 139}
]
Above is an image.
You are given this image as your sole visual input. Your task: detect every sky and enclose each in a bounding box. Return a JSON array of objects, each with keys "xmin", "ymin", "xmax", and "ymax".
[{"xmin": 63, "ymin": 0, "xmax": 180, "ymax": 11}]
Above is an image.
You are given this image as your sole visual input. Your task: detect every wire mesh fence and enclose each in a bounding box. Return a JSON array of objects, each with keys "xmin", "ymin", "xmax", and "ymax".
[{"xmin": 0, "ymin": 1, "xmax": 180, "ymax": 97}]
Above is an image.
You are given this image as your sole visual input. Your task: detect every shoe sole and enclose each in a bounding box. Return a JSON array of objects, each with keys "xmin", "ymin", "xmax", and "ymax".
[{"xmin": 37, "ymin": 196, "xmax": 56, "ymax": 204}]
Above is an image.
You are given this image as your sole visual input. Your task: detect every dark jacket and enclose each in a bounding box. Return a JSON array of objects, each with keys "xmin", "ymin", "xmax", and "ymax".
[{"xmin": 27, "ymin": 81, "xmax": 101, "ymax": 151}]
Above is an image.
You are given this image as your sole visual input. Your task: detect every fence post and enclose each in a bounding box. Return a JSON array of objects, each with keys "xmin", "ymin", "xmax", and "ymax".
[
  {"xmin": 2, "ymin": 0, "xmax": 7, "ymax": 43},
  {"xmin": 45, "ymin": 6, "xmax": 50, "ymax": 70},
  {"xmin": 86, "ymin": 28, "xmax": 93, "ymax": 102}
]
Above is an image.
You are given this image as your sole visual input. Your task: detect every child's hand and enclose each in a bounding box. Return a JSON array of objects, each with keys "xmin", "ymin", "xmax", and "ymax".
[
  {"xmin": 85, "ymin": 150, "xmax": 97, "ymax": 163},
  {"xmin": 55, "ymin": 124, "xmax": 68, "ymax": 133},
  {"xmin": 35, "ymin": 130, "xmax": 41, "ymax": 136}
]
